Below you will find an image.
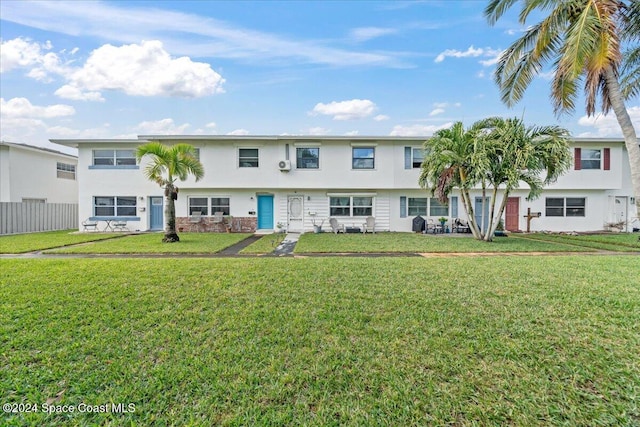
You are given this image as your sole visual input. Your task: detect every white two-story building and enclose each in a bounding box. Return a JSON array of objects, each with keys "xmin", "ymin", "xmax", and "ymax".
[{"xmin": 53, "ymin": 135, "xmax": 637, "ymax": 233}]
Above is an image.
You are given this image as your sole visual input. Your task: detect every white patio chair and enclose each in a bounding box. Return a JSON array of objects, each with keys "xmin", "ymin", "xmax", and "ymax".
[
  {"xmin": 329, "ymin": 218, "xmax": 344, "ymax": 234},
  {"xmin": 82, "ymin": 219, "xmax": 99, "ymax": 232},
  {"xmin": 362, "ymin": 216, "xmax": 375, "ymax": 233}
]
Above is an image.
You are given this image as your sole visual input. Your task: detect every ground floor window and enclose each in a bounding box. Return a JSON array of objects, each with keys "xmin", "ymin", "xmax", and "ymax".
[
  {"xmin": 401, "ymin": 197, "xmax": 450, "ymax": 218},
  {"xmin": 330, "ymin": 196, "xmax": 373, "ymax": 217},
  {"xmin": 545, "ymin": 197, "xmax": 585, "ymax": 217},
  {"xmin": 188, "ymin": 197, "xmax": 230, "ymax": 216},
  {"xmin": 93, "ymin": 196, "xmax": 137, "ymax": 216}
]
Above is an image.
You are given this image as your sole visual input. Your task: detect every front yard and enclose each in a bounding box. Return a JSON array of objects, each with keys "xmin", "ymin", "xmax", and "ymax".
[
  {"xmin": 0, "ymin": 230, "xmax": 120, "ymax": 254},
  {"xmin": 1, "ymin": 256, "xmax": 638, "ymax": 426}
]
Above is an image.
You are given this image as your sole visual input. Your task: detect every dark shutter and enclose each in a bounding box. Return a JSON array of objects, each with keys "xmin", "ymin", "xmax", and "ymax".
[
  {"xmin": 574, "ymin": 147, "xmax": 581, "ymax": 170},
  {"xmin": 603, "ymin": 148, "xmax": 610, "ymax": 170}
]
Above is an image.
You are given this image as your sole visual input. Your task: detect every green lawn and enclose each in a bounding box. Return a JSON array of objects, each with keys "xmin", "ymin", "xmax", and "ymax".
[
  {"xmin": 1, "ymin": 257, "xmax": 638, "ymax": 426},
  {"xmin": 44, "ymin": 232, "xmax": 252, "ymax": 254},
  {"xmin": 517, "ymin": 232, "xmax": 640, "ymax": 252},
  {"xmin": 294, "ymin": 232, "xmax": 595, "ymax": 253},
  {"xmin": 239, "ymin": 233, "xmax": 286, "ymax": 254},
  {"xmin": 0, "ymin": 230, "xmax": 120, "ymax": 254}
]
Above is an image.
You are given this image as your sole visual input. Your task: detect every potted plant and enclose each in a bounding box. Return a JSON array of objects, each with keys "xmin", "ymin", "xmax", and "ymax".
[{"xmin": 494, "ymin": 219, "xmax": 507, "ymax": 237}]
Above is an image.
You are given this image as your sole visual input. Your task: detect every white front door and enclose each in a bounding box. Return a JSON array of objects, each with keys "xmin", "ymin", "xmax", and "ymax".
[
  {"xmin": 615, "ymin": 197, "xmax": 627, "ymax": 225},
  {"xmin": 287, "ymin": 196, "xmax": 304, "ymax": 232}
]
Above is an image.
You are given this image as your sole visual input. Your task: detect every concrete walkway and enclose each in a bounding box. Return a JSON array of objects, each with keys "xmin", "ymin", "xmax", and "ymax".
[{"xmin": 272, "ymin": 232, "xmax": 300, "ymax": 256}]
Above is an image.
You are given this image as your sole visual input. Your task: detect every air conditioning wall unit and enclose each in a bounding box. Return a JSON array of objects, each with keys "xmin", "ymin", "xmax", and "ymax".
[{"xmin": 278, "ymin": 160, "xmax": 291, "ymax": 171}]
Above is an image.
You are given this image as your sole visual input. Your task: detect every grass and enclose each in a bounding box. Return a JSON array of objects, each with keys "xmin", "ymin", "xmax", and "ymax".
[
  {"xmin": 239, "ymin": 233, "xmax": 286, "ymax": 254},
  {"xmin": 0, "ymin": 230, "xmax": 120, "ymax": 254},
  {"xmin": 294, "ymin": 232, "xmax": 595, "ymax": 253},
  {"xmin": 44, "ymin": 232, "xmax": 252, "ymax": 254},
  {"xmin": 1, "ymin": 256, "xmax": 638, "ymax": 426},
  {"xmin": 517, "ymin": 232, "xmax": 640, "ymax": 252}
]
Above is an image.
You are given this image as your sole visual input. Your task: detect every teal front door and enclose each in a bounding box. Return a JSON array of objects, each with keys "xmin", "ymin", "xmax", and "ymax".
[
  {"xmin": 150, "ymin": 197, "xmax": 163, "ymax": 230},
  {"xmin": 257, "ymin": 195, "xmax": 274, "ymax": 229}
]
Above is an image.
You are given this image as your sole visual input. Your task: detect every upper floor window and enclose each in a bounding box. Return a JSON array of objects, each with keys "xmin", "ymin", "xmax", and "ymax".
[
  {"xmin": 296, "ymin": 147, "xmax": 319, "ymax": 169},
  {"xmin": 545, "ymin": 197, "xmax": 585, "ymax": 217},
  {"xmin": 405, "ymin": 147, "xmax": 425, "ymax": 169},
  {"xmin": 581, "ymin": 149, "xmax": 601, "ymax": 169},
  {"xmin": 93, "ymin": 149, "xmax": 136, "ymax": 166},
  {"xmin": 575, "ymin": 147, "xmax": 610, "ymax": 170},
  {"xmin": 57, "ymin": 162, "xmax": 76, "ymax": 180},
  {"xmin": 238, "ymin": 148, "xmax": 259, "ymax": 168},
  {"xmin": 352, "ymin": 147, "xmax": 375, "ymax": 169},
  {"xmin": 93, "ymin": 196, "xmax": 137, "ymax": 217}
]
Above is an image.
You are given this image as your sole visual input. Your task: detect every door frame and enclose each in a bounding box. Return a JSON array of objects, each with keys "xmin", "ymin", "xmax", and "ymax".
[
  {"xmin": 149, "ymin": 196, "xmax": 164, "ymax": 231},
  {"xmin": 287, "ymin": 195, "xmax": 304, "ymax": 232},
  {"xmin": 257, "ymin": 194, "xmax": 274, "ymax": 230}
]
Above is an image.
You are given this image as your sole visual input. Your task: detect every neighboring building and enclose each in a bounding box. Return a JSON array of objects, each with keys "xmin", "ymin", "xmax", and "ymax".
[
  {"xmin": 0, "ymin": 141, "xmax": 78, "ymax": 204},
  {"xmin": 52, "ymin": 135, "xmax": 637, "ymax": 233}
]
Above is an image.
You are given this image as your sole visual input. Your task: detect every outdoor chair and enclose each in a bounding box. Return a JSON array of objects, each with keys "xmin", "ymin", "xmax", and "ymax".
[
  {"xmin": 189, "ymin": 211, "xmax": 204, "ymax": 232},
  {"xmin": 453, "ymin": 218, "xmax": 471, "ymax": 233},
  {"xmin": 329, "ymin": 218, "xmax": 344, "ymax": 234},
  {"xmin": 362, "ymin": 216, "xmax": 375, "ymax": 234},
  {"xmin": 212, "ymin": 211, "xmax": 224, "ymax": 223},
  {"xmin": 426, "ymin": 219, "xmax": 436, "ymax": 234},
  {"xmin": 113, "ymin": 221, "xmax": 129, "ymax": 232},
  {"xmin": 82, "ymin": 219, "xmax": 99, "ymax": 232}
]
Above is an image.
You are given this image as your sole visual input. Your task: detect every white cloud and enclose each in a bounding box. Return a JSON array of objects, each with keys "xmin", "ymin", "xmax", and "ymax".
[
  {"xmin": 435, "ymin": 45, "xmax": 502, "ymax": 67},
  {"xmin": 429, "ymin": 108, "xmax": 445, "ymax": 116},
  {"xmin": 227, "ymin": 129, "xmax": 250, "ymax": 135},
  {"xmin": 374, "ymin": 114, "xmax": 390, "ymax": 121},
  {"xmin": 54, "ymin": 85, "xmax": 105, "ymax": 101},
  {"xmin": 0, "ymin": 97, "xmax": 75, "ymax": 118},
  {"xmin": 306, "ymin": 127, "xmax": 330, "ymax": 135},
  {"xmin": 350, "ymin": 27, "xmax": 397, "ymax": 42},
  {"xmin": 0, "ymin": 37, "xmax": 50, "ymax": 72},
  {"xmin": 577, "ymin": 106, "xmax": 640, "ymax": 137},
  {"xmin": 205, "ymin": 122, "xmax": 217, "ymax": 129},
  {"xmin": 389, "ymin": 122, "xmax": 452, "ymax": 136},
  {"xmin": 62, "ymin": 40, "xmax": 225, "ymax": 99},
  {"xmin": 134, "ymin": 118, "xmax": 191, "ymax": 134},
  {"xmin": 310, "ymin": 99, "xmax": 377, "ymax": 120},
  {"xmin": 344, "ymin": 130, "xmax": 360, "ymax": 136}
]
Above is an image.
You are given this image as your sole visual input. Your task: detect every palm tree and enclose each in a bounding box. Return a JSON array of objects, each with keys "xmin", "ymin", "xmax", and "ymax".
[
  {"xmin": 419, "ymin": 121, "xmax": 490, "ymax": 239},
  {"xmin": 476, "ymin": 117, "xmax": 572, "ymax": 240},
  {"xmin": 136, "ymin": 142, "xmax": 204, "ymax": 242},
  {"xmin": 485, "ymin": 0, "xmax": 640, "ymax": 219},
  {"xmin": 420, "ymin": 118, "xmax": 572, "ymax": 241}
]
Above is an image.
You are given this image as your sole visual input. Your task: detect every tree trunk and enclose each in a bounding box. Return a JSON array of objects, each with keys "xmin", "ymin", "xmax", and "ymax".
[
  {"xmin": 163, "ymin": 183, "xmax": 179, "ymax": 243},
  {"xmin": 604, "ymin": 66, "xmax": 640, "ymax": 221}
]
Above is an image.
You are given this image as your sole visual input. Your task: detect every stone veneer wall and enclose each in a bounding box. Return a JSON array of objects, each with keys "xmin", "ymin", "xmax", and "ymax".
[{"xmin": 176, "ymin": 216, "xmax": 257, "ymax": 233}]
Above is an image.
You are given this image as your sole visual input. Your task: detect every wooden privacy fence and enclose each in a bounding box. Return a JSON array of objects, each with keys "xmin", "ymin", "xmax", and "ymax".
[{"xmin": 0, "ymin": 202, "xmax": 78, "ymax": 235}]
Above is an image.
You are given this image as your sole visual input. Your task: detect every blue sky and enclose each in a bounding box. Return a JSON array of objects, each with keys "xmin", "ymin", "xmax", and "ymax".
[{"xmin": 1, "ymin": 0, "xmax": 638, "ymax": 153}]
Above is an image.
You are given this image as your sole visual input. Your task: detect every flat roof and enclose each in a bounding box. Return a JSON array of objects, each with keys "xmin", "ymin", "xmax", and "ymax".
[{"xmin": 1, "ymin": 140, "xmax": 77, "ymax": 159}]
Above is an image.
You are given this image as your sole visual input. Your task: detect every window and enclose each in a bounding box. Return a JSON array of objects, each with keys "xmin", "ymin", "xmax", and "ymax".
[
  {"xmin": 188, "ymin": 197, "xmax": 230, "ymax": 216},
  {"xmin": 330, "ymin": 196, "xmax": 373, "ymax": 217},
  {"xmin": 211, "ymin": 197, "xmax": 230, "ymax": 215},
  {"xmin": 57, "ymin": 162, "xmax": 76, "ymax": 180},
  {"xmin": 296, "ymin": 147, "xmax": 319, "ymax": 169},
  {"xmin": 404, "ymin": 147, "xmax": 426, "ymax": 169},
  {"xmin": 92, "ymin": 149, "xmax": 136, "ymax": 166},
  {"xmin": 22, "ymin": 198, "xmax": 46, "ymax": 203},
  {"xmin": 429, "ymin": 198, "xmax": 449, "ymax": 216},
  {"xmin": 189, "ymin": 197, "xmax": 209, "ymax": 216},
  {"xmin": 408, "ymin": 198, "xmax": 428, "ymax": 215},
  {"xmin": 352, "ymin": 147, "xmax": 375, "ymax": 169},
  {"xmin": 545, "ymin": 197, "xmax": 585, "ymax": 217},
  {"xmin": 581, "ymin": 149, "xmax": 601, "ymax": 170},
  {"xmin": 93, "ymin": 196, "xmax": 137, "ymax": 217},
  {"xmin": 239, "ymin": 148, "xmax": 259, "ymax": 168}
]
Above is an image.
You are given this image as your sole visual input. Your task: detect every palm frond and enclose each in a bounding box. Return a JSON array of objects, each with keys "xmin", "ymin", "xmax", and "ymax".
[{"xmin": 620, "ymin": 46, "xmax": 640, "ymax": 99}]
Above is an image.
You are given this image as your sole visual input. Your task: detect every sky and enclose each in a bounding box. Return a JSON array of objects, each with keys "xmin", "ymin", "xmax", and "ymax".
[{"xmin": 1, "ymin": 0, "xmax": 639, "ymax": 155}]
